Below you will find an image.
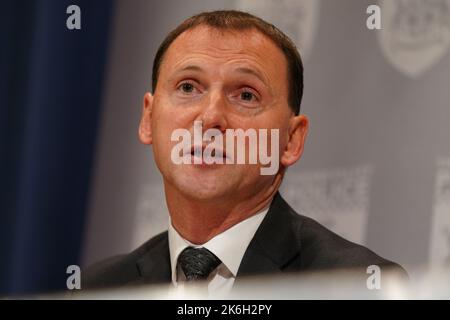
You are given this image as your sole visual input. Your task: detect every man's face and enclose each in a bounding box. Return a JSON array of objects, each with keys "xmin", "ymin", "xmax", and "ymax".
[{"xmin": 140, "ymin": 26, "xmax": 306, "ymax": 202}]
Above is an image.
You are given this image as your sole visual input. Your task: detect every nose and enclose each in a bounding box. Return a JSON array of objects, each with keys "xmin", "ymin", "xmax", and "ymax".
[{"xmin": 198, "ymin": 88, "xmax": 228, "ymax": 132}]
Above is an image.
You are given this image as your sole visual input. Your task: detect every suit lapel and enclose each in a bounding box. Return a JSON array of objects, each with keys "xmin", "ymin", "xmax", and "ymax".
[
  {"xmin": 237, "ymin": 192, "xmax": 302, "ymax": 279},
  {"xmin": 135, "ymin": 233, "xmax": 172, "ymax": 284}
]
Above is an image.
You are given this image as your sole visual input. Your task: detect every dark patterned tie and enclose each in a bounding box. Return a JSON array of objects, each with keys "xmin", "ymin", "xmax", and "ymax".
[{"xmin": 177, "ymin": 247, "xmax": 221, "ymax": 281}]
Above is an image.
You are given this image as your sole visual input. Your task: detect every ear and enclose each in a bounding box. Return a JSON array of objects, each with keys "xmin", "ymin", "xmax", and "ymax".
[
  {"xmin": 138, "ymin": 92, "xmax": 154, "ymax": 145},
  {"xmin": 280, "ymin": 114, "xmax": 309, "ymax": 167}
]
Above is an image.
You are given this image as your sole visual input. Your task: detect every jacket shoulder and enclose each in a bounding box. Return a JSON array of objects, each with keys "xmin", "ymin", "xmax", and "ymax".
[
  {"xmin": 283, "ymin": 202, "xmax": 406, "ymax": 275},
  {"xmin": 82, "ymin": 231, "xmax": 168, "ymax": 289}
]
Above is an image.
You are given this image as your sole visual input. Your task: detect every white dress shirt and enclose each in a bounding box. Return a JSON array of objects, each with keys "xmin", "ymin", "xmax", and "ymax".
[{"xmin": 168, "ymin": 207, "xmax": 269, "ymax": 297}]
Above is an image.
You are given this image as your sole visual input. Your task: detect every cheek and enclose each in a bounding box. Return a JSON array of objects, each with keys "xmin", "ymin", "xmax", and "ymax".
[
  {"xmin": 152, "ymin": 102, "xmax": 184, "ymax": 136},
  {"xmin": 153, "ymin": 96, "xmax": 196, "ymax": 128},
  {"xmin": 150, "ymin": 114, "xmax": 174, "ymax": 159},
  {"xmin": 277, "ymin": 125, "xmax": 291, "ymax": 156},
  {"xmin": 151, "ymin": 106, "xmax": 194, "ymax": 161},
  {"xmin": 253, "ymin": 116, "xmax": 290, "ymax": 146}
]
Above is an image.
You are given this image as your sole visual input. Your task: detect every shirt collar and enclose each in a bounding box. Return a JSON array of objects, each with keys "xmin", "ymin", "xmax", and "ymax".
[{"xmin": 168, "ymin": 206, "xmax": 269, "ymax": 285}]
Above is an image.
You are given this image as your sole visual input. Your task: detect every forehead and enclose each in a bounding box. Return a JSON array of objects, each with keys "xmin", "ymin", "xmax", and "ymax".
[{"xmin": 159, "ymin": 25, "xmax": 288, "ymax": 81}]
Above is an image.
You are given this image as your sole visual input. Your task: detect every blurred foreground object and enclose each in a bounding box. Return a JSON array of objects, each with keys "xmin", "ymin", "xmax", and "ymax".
[{"xmin": 30, "ymin": 264, "xmax": 450, "ymax": 299}]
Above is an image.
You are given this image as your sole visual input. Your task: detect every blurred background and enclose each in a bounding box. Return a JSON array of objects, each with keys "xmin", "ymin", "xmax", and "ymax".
[{"xmin": 1, "ymin": 0, "xmax": 449, "ymax": 296}]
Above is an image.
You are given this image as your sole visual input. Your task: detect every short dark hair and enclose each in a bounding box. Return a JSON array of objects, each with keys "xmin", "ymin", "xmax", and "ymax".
[{"xmin": 152, "ymin": 10, "xmax": 304, "ymax": 115}]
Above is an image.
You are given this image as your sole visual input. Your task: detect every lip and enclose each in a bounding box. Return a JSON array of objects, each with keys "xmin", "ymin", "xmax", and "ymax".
[{"xmin": 189, "ymin": 145, "xmax": 228, "ymax": 164}]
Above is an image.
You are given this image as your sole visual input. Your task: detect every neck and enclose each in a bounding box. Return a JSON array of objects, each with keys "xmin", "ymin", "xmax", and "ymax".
[{"xmin": 166, "ymin": 173, "xmax": 283, "ymax": 244}]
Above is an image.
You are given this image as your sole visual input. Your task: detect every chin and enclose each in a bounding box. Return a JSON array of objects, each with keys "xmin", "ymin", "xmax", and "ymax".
[{"xmin": 171, "ymin": 169, "xmax": 237, "ymax": 201}]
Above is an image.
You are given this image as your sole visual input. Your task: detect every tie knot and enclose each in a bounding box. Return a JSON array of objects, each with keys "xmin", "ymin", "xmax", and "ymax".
[{"xmin": 178, "ymin": 247, "xmax": 221, "ymax": 281}]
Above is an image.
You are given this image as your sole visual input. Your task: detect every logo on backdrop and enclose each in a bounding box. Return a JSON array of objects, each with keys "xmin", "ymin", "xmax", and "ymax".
[
  {"xmin": 235, "ymin": 0, "xmax": 320, "ymax": 60},
  {"xmin": 281, "ymin": 165, "xmax": 373, "ymax": 244},
  {"xmin": 378, "ymin": 0, "xmax": 450, "ymax": 77},
  {"xmin": 429, "ymin": 158, "xmax": 450, "ymax": 266}
]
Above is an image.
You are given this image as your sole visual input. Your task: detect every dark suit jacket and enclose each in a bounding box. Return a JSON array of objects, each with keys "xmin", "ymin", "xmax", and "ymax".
[{"xmin": 82, "ymin": 192, "xmax": 406, "ymax": 289}]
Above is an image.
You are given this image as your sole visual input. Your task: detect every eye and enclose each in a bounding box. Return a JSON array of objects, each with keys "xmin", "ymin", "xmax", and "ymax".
[
  {"xmin": 235, "ymin": 87, "xmax": 260, "ymax": 104},
  {"xmin": 181, "ymin": 82, "xmax": 194, "ymax": 93},
  {"xmin": 240, "ymin": 91, "xmax": 255, "ymax": 101},
  {"xmin": 176, "ymin": 80, "xmax": 199, "ymax": 95}
]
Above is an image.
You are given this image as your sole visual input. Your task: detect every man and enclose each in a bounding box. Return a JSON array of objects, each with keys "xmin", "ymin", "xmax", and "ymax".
[{"xmin": 83, "ymin": 10, "xmax": 405, "ymax": 295}]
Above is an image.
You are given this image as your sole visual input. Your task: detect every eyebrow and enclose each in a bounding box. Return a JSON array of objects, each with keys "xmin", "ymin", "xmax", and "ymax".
[
  {"xmin": 233, "ymin": 67, "xmax": 268, "ymax": 85},
  {"xmin": 170, "ymin": 64, "xmax": 268, "ymax": 86},
  {"xmin": 179, "ymin": 65, "xmax": 203, "ymax": 73},
  {"xmin": 167, "ymin": 65, "xmax": 203, "ymax": 83}
]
